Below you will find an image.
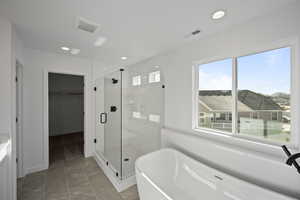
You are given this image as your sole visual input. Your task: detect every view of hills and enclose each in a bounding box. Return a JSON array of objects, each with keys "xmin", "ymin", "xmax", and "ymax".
[{"xmin": 271, "ymin": 92, "xmax": 290, "ymax": 107}]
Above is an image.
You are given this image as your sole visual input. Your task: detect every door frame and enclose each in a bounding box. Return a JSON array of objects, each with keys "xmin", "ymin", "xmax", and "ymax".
[
  {"xmin": 43, "ymin": 69, "xmax": 87, "ymax": 169},
  {"xmin": 16, "ymin": 61, "xmax": 24, "ymax": 178}
]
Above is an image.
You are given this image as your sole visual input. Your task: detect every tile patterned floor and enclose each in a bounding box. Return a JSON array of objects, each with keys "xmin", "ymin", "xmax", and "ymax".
[{"xmin": 18, "ymin": 133, "xmax": 140, "ymax": 200}]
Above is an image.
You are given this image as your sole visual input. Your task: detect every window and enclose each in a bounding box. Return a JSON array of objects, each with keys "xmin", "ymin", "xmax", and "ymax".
[
  {"xmin": 149, "ymin": 114, "xmax": 160, "ymax": 123},
  {"xmin": 132, "ymin": 75, "xmax": 141, "ymax": 86},
  {"xmin": 216, "ymin": 113, "xmax": 226, "ymax": 121},
  {"xmin": 132, "ymin": 111, "xmax": 141, "ymax": 119},
  {"xmin": 198, "ymin": 58, "xmax": 232, "ymax": 132},
  {"xmin": 251, "ymin": 112, "xmax": 259, "ymax": 119},
  {"xmin": 271, "ymin": 112, "xmax": 278, "ymax": 121},
  {"xmin": 132, "ymin": 111, "xmax": 147, "ymax": 120},
  {"xmin": 229, "ymin": 113, "xmax": 232, "ymax": 121},
  {"xmin": 237, "ymin": 47, "xmax": 291, "ymax": 143},
  {"xmin": 196, "ymin": 47, "xmax": 292, "ymax": 144},
  {"xmin": 149, "ymin": 71, "xmax": 160, "ymax": 83}
]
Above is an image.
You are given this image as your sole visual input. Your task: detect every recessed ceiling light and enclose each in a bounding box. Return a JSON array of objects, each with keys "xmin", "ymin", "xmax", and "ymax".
[
  {"xmin": 61, "ymin": 46, "xmax": 70, "ymax": 51},
  {"xmin": 212, "ymin": 10, "xmax": 226, "ymax": 20},
  {"xmin": 121, "ymin": 56, "xmax": 128, "ymax": 60},
  {"xmin": 94, "ymin": 36, "xmax": 107, "ymax": 47},
  {"xmin": 70, "ymin": 48, "xmax": 80, "ymax": 55},
  {"xmin": 154, "ymin": 66, "xmax": 160, "ymax": 68}
]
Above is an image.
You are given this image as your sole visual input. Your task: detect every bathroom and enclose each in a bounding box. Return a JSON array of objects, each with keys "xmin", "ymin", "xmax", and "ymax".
[{"xmin": 0, "ymin": 0, "xmax": 300, "ymax": 199}]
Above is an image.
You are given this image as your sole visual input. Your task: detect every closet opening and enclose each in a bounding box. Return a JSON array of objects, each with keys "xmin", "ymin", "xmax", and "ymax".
[{"xmin": 48, "ymin": 73, "xmax": 84, "ymax": 167}]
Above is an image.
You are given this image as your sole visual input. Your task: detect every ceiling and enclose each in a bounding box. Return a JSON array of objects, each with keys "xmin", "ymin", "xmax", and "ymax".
[{"xmin": 0, "ymin": 0, "xmax": 296, "ymax": 67}]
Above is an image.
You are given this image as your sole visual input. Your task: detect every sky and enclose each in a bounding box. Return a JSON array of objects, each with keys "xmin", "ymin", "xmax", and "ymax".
[{"xmin": 198, "ymin": 47, "xmax": 291, "ymax": 95}]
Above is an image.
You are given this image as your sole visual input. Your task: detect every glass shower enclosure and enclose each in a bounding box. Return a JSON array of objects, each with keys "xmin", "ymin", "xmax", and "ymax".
[{"xmin": 95, "ymin": 67, "xmax": 164, "ymax": 180}]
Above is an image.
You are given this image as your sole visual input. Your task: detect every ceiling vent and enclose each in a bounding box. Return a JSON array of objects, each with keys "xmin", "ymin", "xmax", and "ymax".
[
  {"xmin": 76, "ymin": 17, "xmax": 100, "ymax": 34},
  {"xmin": 184, "ymin": 29, "xmax": 201, "ymax": 39}
]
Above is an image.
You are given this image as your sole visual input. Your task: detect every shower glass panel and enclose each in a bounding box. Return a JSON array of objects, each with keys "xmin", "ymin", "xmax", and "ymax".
[
  {"xmin": 121, "ymin": 67, "xmax": 164, "ymax": 179},
  {"xmin": 104, "ymin": 70, "xmax": 122, "ymax": 177},
  {"xmin": 95, "ymin": 67, "xmax": 163, "ymax": 181}
]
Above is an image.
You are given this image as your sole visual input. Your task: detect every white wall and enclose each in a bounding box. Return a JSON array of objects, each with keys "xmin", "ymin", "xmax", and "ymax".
[
  {"xmin": 127, "ymin": 1, "xmax": 300, "ymax": 198},
  {"xmin": 0, "ymin": 16, "xmax": 20, "ymax": 200},
  {"xmin": 0, "ymin": 18, "xmax": 13, "ymax": 135},
  {"xmin": 162, "ymin": 4, "xmax": 300, "ymax": 137},
  {"xmin": 14, "ymin": 32, "xmax": 24, "ymax": 65},
  {"xmin": 22, "ymin": 48, "xmax": 94, "ymax": 173},
  {"xmin": 92, "ymin": 61, "xmax": 112, "ymax": 81}
]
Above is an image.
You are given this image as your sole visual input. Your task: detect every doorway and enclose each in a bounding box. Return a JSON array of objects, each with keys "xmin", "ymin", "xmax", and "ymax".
[{"xmin": 48, "ymin": 73, "xmax": 84, "ymax": 166}]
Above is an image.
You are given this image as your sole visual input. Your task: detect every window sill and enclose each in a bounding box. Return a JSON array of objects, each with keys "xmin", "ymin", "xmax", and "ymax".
[{"xmin": 192, "ymin": 127, "xmax": 298, "ymax": 159}]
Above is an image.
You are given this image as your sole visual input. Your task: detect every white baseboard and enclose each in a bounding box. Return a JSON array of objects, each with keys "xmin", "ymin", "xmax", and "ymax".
[
  {"xmin": 25, "ymin": 164, "xmax": 47, "ymax": 176},
  {"xmin": 94, "ymin": 152, "xmax": 136, "ymax": 192}
]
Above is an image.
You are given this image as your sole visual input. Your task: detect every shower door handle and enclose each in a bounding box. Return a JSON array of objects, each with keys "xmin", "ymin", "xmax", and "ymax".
[{"xmin": 100, "ymin": 113, "xmax": 107, "ymax": 124}]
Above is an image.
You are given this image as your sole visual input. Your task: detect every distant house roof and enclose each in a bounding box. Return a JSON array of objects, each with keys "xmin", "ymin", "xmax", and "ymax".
[
  {"xmin": 199, "ymin": 90, "xmax": 282, "ymax": 111},
  {"xmin": 199, "ymin": 95, "xmax": 252, "ymax": 112}
]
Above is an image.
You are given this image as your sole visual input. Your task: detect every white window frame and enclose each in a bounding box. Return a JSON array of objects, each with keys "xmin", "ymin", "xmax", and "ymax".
[
  {"xmin": 132, "ymin": 75, "xmax": 141, "ymax": 86},
  {"xmin": 192, "ymin": 38, "xmax": 299, "ymax": 150},
  {"xmin": 148, "ymin": 71, "xmax": 161, "ymax": 83}
]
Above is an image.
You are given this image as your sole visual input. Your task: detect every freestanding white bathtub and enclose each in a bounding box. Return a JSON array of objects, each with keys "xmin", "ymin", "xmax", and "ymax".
[{"xmin": 135, "ymin": 149, "xmax": 296, "ymax": 200}]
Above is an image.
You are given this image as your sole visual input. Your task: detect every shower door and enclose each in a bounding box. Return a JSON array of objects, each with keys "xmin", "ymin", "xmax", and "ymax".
[
  {"xmin": 95, "ymin": 67, "xmax": 163, "ymax": 180},
  {"xmin": 95, "ymin": 77, "xmax": 105, "ymax": 157},
  {"xmin": 103, "ymin": 70, "xmax": 122, "ymax": 177}
]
